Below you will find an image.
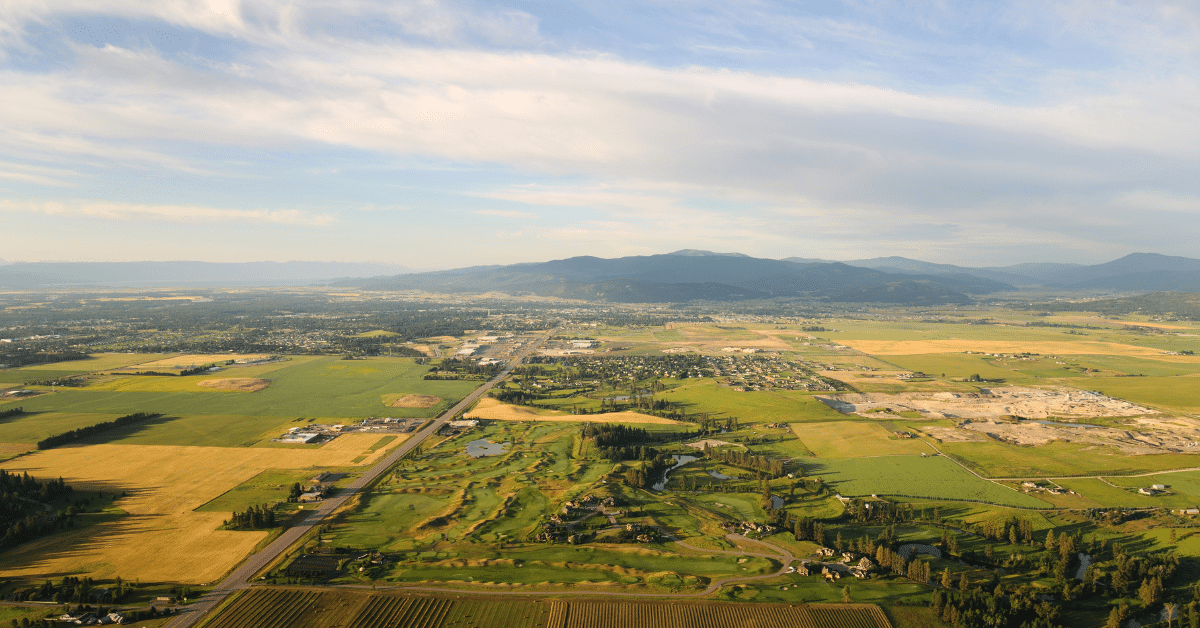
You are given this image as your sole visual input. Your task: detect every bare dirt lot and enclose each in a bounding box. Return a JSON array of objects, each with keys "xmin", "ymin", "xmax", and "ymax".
[
  {"xmin": 686, "ymin": 439, "xmax": 746, "ymax": 450},
  {"xmin": 817, "ymin": 386, "xmax": 1155, "ymax": 420},
  {"xmin": 197, "ymin": 378, "xmax": 271, "ymax": 392},
  {"xmin": 388, "ymin": 394, "xmax": 441, "ymax": 408},
  {"xmin": 928, "ymin": 417, "xmax": 1200, "ymax": 455}
]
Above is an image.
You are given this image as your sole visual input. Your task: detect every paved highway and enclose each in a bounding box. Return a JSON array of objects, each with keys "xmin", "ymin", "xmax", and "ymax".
[{"xmin": 166, "ymin": 330, "xmax": 554, "ymax": 628}]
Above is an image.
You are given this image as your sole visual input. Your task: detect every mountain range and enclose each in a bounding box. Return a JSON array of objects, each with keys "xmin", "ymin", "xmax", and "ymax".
[
  {"xmin": 3, "ymin": 252, "xmax": 1199, "ymax": 305},
  {"xmin": 803, "ymin": 252, "xmax": 1200, "ymax": 291}
]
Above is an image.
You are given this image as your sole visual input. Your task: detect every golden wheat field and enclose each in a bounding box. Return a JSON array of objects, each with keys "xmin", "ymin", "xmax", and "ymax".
[
  {"xmin": 121, "ymin": 354, "xmax": 275, "ymax": 370},
  {"xmin": 466, "ymin": 398, "xmax": 681, "ymax": 424},
  {"xmin": 0, "ymin": 435, "xmax": 395, "ymax": 583}
]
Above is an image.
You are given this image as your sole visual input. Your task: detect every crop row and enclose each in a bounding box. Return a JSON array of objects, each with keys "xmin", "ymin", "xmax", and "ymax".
[
  {"xmin": 203, "ymin": 589, "xmax": 322, "ymax": 628},
  {"xmin": 562, "ymin": 601, "xmax": 889, "ymax": 628},
  {"xmin": 346, "ymin": 595, "xmax": 452, "ymax": 628},
  {"xmin": 443, "ymin": 599, "xmax": 547, "ymax": 628}
]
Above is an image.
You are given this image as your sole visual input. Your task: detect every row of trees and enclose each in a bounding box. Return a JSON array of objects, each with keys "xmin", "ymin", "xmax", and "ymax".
[
  {"xmin": 36, "ymin": 412, "xmax": 160, "ymax": 450},
  {"xmin": 226, "ymin": 504, "xmax": 278, "ymax": 530}
]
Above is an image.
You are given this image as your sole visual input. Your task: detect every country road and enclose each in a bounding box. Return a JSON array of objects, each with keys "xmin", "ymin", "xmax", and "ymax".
[{"xmin": 165, "ymin": 329, "xmax": 555, "ymax": 628}]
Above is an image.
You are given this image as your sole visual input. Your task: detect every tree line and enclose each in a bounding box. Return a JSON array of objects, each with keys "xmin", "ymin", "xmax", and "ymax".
[
  {"xmin": 37, "ymin": 412, "xmax": 161, "ymax": 450},
  {"xmin": 0, "ymin": 470, "xmax": 74, "ymax": 550}
]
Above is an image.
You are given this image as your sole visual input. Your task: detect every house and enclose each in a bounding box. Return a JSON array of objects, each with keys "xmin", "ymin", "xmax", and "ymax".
[
  {"xmin": 298, "ymin": 489, "xmax": 324, "ymax": 503},
  {"xmin": 1178, "ymin": 509, "xmax": 1199, "ymax": 516},
  {"xmin": 278, "ymin": 432, "xmax": 320, "ymax": 444},
  {"xmin": 857, "ymin": 557, "xmax": 874, "ymax": 571},
  {"xmin": 154, "ymin": 596, "xmax": 177, "ymax": 605},
  {"xmin": 1152, "ymin": 484, "xmax": 1167, "ymax": 491},
  {"xmin": 796, "ymin": 563, "xmax": 810, "ymax": 576},
  {"xmin": 1139, "ymin": 488, "xmax": 1161, "ymax": 496}
]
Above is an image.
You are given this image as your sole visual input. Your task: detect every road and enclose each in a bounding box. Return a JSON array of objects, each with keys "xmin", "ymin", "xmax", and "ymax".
[{"xmin": 165, "ymin": 329, "xmax": 554, "ymax": 628}]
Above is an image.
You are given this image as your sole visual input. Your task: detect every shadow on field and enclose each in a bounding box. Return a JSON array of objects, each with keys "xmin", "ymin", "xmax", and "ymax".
[
  {"xmin": 0, "ymin": 409, "xmax": 41, "ymax": 426},
  {"xmin": 72, "ymin": 413, "xmax": 185, "ymax": 445},
  {"xmin": 0, "ymin": 481, "xmax": 147, "ymax": 581}
]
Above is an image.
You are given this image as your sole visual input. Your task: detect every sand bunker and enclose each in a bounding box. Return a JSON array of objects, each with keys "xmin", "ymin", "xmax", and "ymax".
[
  {"xmin": 389, "ymin": 394, "xmax": 441, "ymax": 408},
  {"xmin": 686, "ymin": 439, "xmax": 747, "ymax": 450},
  {"xmin": 817, "ymin": 387, "xmax": 1155, "ymax": 420},
  {"xmin": 467, "ymin": 398, "xmax": 681, "ymax": 424},
  {"xmin": 197, "ymin": 378, "xmax": 270, "ymax": 392}
]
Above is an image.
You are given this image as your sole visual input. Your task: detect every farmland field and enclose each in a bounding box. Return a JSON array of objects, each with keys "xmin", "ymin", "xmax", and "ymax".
[
  {"xmin": 7, "ymin": 303, "xmax": 1200, "ymax": 628},
  {"xmin": 1, "ymin": 355, "xmax": 479, "ymax": 420},
  {"xmin": 791, "ymin": 422, "xmax": 935, "ymax": 458},
  {"xmin": 0, "ymin": 436, "xmax": 396, "ymax": 582},
  {"xmin": 197, "ymin": 588, "xmax": 893, "ymax": 628},
  {"xmin": 805, "ymin": 456, "xmax": 1050, "ymax": 508}
]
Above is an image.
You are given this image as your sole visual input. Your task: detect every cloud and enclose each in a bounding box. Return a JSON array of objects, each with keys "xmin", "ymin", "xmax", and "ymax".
[
  {"xmin": 473, "ymin": 209, "xmax": 535, "ymax": 218},
  {"xmin": 0, "ymin": 1, "xmax": 1197, "ymax": 264},
  {"xmin": 0, "ymin": 199, "xmax": 335, "ymax": 225}
]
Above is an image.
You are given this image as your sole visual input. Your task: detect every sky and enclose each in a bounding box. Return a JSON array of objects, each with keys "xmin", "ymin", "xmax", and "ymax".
[{"xmin": 0, "ymin": 0, "xmax": 1197, "ymax": 269}]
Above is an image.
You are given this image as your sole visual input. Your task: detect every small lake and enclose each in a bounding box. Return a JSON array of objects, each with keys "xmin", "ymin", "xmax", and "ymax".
[
  {"xmin": 771, "ymin": 496, "xmax": 784, "ymax": 510},
  {"xmin": 709, "ymin": 470, "xmax": 738, "ymax": 480},
  {"xmin": 465, "ymin": 438, "xmax": 510, "ymax": 458},
  {"xmin": 652, "ymin": 455, "xmax": 699, "ymax": 491}
]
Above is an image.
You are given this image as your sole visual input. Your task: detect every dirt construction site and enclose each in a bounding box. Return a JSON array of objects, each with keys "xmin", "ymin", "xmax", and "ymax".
[
  {"xmin": 816, "ymin": 386, "xmax": 1156, "ymax": 420},
  {"xmin": 816, "ymin": 387, "xmax": 1200, "ymax": 455}
]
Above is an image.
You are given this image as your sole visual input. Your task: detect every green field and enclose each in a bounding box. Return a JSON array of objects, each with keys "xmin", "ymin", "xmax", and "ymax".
[
  {"xmin": 806, "ymin": 456, "xmax": 1050, "ymax": 508},
  {"xmin": 1084, "ymin": 375, "xmax": 1200, "ymax": 413},
  {"xmin": 3, "ymin": 356, "xmax": 477, "ymax": 418},
  {"xmin": 0, "ymin": 356, "xmax": 479, "ymax": 448},
  {"xmin": 197, "ymin": 467, "xmax": 360, "ymax": 512},
  {"xmin": 792, "ymin": 421, "xmax": 935, "ymax": 458},
  {"xmin": 937, "ymin": 440, "xmax": 1200, "ymax": 478},
  {"xmin": 655, "ymin": 379, "xmax": 846, "ymax": 423}
]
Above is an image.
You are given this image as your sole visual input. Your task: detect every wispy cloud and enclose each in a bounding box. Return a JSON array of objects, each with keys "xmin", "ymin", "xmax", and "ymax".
[
  {"xmin": 474, "ymin": 209, "xmax": 536, "ymax": 218},
  {"xmin": 0, "ymin": 1, "xmax": 1196, "ymax": 264},
  {"xmin": 1, "ymin": 199, "xmax": 335, "ymax": 226}
]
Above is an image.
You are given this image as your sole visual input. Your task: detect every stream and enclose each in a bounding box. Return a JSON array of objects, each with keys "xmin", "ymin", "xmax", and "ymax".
[{"xmin": 652, "ymin": 455, "xmax": 699, "ymax": 491}]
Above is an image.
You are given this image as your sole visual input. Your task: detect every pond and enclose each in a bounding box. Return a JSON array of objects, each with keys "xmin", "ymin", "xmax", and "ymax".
[
  {"xmin": 652, "ymin": 455, "xmax": 699, "ymax": 491},
  {"xmin": 465, "ymin": 438, "xmax": 510, "ymax": 458},
  {"xmin": 771, "ymin": 496, "xmax": 784, "ymax": 510},
  {"xmin": 708, "ymin": 470, "xmax": 738, "ymax": 480}
]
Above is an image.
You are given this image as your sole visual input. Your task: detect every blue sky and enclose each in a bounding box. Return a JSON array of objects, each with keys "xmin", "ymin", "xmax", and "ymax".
[{"xmin": 0, "ymin": 1, "xmax": 1197, "ymax": 268}]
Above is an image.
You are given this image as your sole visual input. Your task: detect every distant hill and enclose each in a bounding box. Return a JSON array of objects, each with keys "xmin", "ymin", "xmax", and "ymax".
[
  {"xmin": 786, "ymin": 252, "xmax": 1200, "ymax": 291},
  {"xmin": 0, "ymin": 261, "xmax": 411, "ymax": 288},
  {"xmin": 340, "ymin": 252, "xmax": 1011, "ymax": 304}
]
